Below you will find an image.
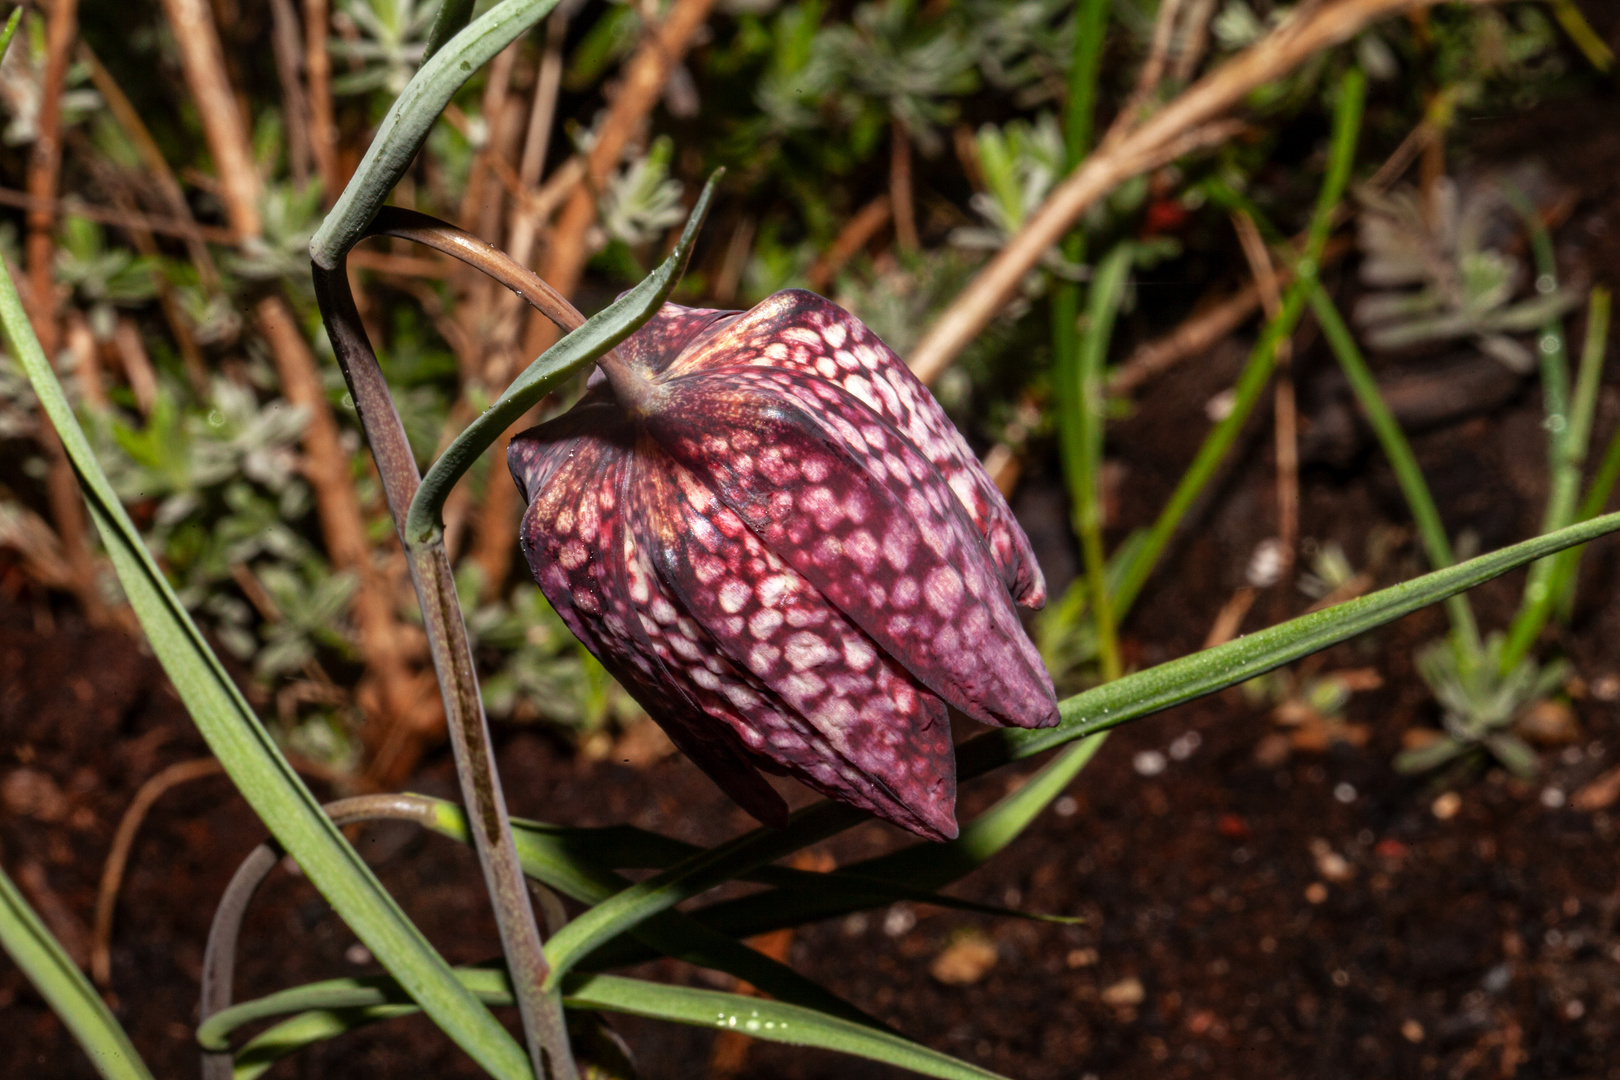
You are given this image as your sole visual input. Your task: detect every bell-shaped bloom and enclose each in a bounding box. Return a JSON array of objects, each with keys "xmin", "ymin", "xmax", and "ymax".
[{"xmin": 509, "ymin": 290, "xmax": 1055, "ymax": 840}]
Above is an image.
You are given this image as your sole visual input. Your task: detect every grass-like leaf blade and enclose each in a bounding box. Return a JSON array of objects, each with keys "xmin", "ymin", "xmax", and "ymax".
[
  {"xmin": 210, "ymin": 968, "xmax": 1010, "ymax": 1080},
  {"xmin": 0, "ymin": 865, "xmax": 154, "ymax": 1080}
]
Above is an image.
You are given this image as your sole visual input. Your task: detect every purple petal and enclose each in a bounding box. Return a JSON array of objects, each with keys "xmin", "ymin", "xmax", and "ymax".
[
  {"xmin": 664, "ymin": 289, "xmax": 1046, "ymax": 608},
  {"xmin": 510, "ymin": 412, "xmax": 789, "ymax": 828},
  {"xmin": 633, "ymin": 453, "xmax": 958, "ymax": 840},
  {"xmin": 644, "ymin": 367, "xmax": 1059, "ymax": 732}
]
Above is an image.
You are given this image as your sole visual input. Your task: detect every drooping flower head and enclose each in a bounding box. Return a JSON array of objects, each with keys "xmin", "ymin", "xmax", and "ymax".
[{"xmin": 509, "ymin": 290, "xmax": 1055, "ymax": 840}]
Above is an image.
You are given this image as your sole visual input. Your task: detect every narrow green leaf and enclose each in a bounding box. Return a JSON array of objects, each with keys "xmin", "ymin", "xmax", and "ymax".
[
  {"xmin": 674, "ymin": 735, "xmax": 1106, "ymax": 945},
  {"xmin": 420, "ymin": 798, "xmax": 886, "ymax": 1028},
  {"xmin": 0, "ymin": 865, "xmax": 154, "ymax": 1080},
  {"xmin": 1113, "ymin": 69, "xmax": 1367, "ymax": 614},
  {"xmin": 964, "ymin": 509, "xmax": 1620, "ymax": 772},
  {"xmin": 214, "ymin": 969, "xmax": 1009, "ymax": 1080},
  {"xmin": 310, "ymin": 0, "xmax": 563, "ymax": 267},
  {"xmin": 405, "ymin": 173, "xmax": 720, "ymax": 545},
  {"xmin": 0, "ymin": 266, "xmax": 530, "ymax": 1076}
]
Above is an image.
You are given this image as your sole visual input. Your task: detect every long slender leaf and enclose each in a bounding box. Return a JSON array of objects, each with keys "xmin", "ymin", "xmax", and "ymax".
[
  {"xmin": 310, "ymin": 0, "xmax": 562, "ymax": 267},
  {"xmin": 0, "ymin": 865, "xmax": 154, "ymax": 1080},
  {"xmin": 0, "ymin": 266, "xmax": 531, "ymax": 1077},
  {"xmin": 211, "ymin": 968, "xmax": 1010, "ymax": 1080},
  {"xmin": 664, "ymin": 734, "xmax": 1107, "ymax": 947},
  {"xmin": 418, "ymin": 799, "xmax": 886, "ymax": 1028}
]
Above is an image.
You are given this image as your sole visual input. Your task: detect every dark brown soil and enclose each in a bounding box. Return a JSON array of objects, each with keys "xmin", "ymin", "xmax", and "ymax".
[{"xmin": 8, "ymin": 90, "xmax": 1620, "ymax": 1080}]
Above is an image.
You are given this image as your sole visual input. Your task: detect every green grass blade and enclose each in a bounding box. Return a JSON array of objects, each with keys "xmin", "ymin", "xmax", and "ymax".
[
  {"xmin": 418, "ymin": 799, "xmax": 884, "ymax": 1028},
  {"xmin": 0, "ymin": 269, "xmax": 530, "ymax": 1077},
  {"xmin": 1114, "ymin": 69, "xmax": 1366, "ymax": 613},
  {"xmin": 1075, "ymin": 246, "xmax": 1133, "ymax": 679},
  {"xmin": 1511, "ymin": 286, "xmax": 1614, "ymax": 664},
  {"xmin": 235, "ymin": 1006, "xmax": 416, "ymax": 1080},
  {"xmin": 310, "ymin": 0, "xmax": 562, "ymax": 267},
  {"xmin": 214, "ymin": 969, "xmax": 1009, "ymax": 1080},
  {"xmin": 1308, "ymin": 282, "xmax": 1479, "ymax": 647},
  {"xmin": 0, "ymin": 865, "xmax": 154, "ymax": 1080},
  {"xmin": 677, "ymin": 735, "xmax": 1106, "ymax": 943},
  {"xmin": 405, "ymin": 173, "xmax": 719, "ymax": 545},
  {"xmin": 961, "ymin": 509, "xmax": 1620, "ymax": 773}
]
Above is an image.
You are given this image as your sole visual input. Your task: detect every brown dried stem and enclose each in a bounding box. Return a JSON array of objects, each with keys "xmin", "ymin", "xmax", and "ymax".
[
  {"xmin": 477, "ymin": 0, "xmax": 716, "ymax": 594},
  {"xmin": 92, "ymin": 758, "xmax": 224, "ymax": 988},
  {"xmin": 906, "ymin": 0, "xmax": 1492, "ymax": 385},
  {"xmin": 303, "ymin": 0, "xmax": 339, "ymax": 197},
  {"xmin": 268, "ymin": 0, "xmax": 313, "ymax": 188},
  {"xmin": 1233, "ymin": 209, "xmax": 1297, "ymax": 590},
  {"xmin": 807, "ymin": 194, "xmax": 892, "ymax": 292}
]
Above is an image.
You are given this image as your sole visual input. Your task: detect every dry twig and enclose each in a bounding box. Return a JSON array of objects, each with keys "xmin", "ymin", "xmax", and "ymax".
[
  {"xmin": 807, "ymin": 195, "xmax": 892, "ymax": 291},
  {"xmin": 92, "ymin": 758, "xmax": 224, "ymax": 988},
  {"xmin": 906, "ymin": 0, "xmax": 1491, "ymax": 385}
]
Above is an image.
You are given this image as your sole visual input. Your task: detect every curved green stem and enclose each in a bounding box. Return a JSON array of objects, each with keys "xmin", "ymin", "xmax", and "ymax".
[{"xmin": 402, "ymin": 173, "xmax": 719, "ymax": 546}]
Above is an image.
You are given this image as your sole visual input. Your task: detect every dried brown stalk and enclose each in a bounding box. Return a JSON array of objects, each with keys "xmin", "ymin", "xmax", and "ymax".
[
  {"xmin": 1170, "ymin": 0, "xmax": 1219, "ymax": 84},
  {"xmin": 80, "ymin": 46, "xmax": 220, "ymax": 277},
  {"xmin": 303, "ymin": 0, "xmax": 339, "ymax": 197},
  {"xmin": 113, "ymin": 317, "xmax": 159, "ymax": 415},
  {"xmin": 92, "ymin": 758, "xmax": 225, "ymax": 988},
  {"xmin": 890, "ymin": 121, "xmax": 919, "ymax": 254},
  {"xmin": 520, "ymin": 0, "xmax": 720, "ymax": 359},
  {"xmin": 268, "ymin": 0, "xmax": 313, "ymax": 188},
  {"xmin": 906, "ymin": 0, "xmax": 1491, "ymax": 385},
  {"xmin": 1232, "ymin": 209, "xmax": 1297, "ymax": 591},
  {"xmin": 160, "ymin": 0, "xmax": 262, "ymax": 241},
  {"xmin": 160, "ymin": 0, "xmax": 430, "ymax": 762},
  {"xmin": 20, "ymin": 0, "xmax": 110, "ymax": 624},
  {"xmin": 807, "ymin": 194, "xmax": 892, "ymax": 291},
  {"xmin": 0, "ymin": 186, "xmax": 235, "ymax": 245},
  {"xmin": 26, "ymin": 0, "xmax": 78, "ymax": 351},
  {"xmin": 64, "ymin": 315, "xmax": 106, "ymax": 411}
]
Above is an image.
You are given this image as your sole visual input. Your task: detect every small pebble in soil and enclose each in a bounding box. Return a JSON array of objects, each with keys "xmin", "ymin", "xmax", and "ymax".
[
  {"xmin": 1309, "ymin": 839, "xmax": 1354, "ymax": 882},
  {"xmin": 1305, "ymin": 882, "xmax": 1329, "ymax": 904},
  {"xmin": 1134, "ymin": 750, "xmax": 1167, "ymax": 777},
  {"xmin": 1066, "ymin": 948, "xmax": 1098, "ymax": 968},
  {"xmin": 1054, "ymin": 795, "xmax": 1079, "ymax": 817},
  {"xmin": 1401, "ymin": 1019, "xmax": 1425, "ymax": 1043},
  {"xmin": 1331, "ymin": 969, "xmax": 1350, "ymax": 987},
  {"xmin": 1169, "ymin": 731, "xmax": 1202, "ymax": 761},
  {"xmin": 1541, "ymin": 787, "xmax": 1567, "ymax": 809},
  {"xmin": 345, "ymin": 943, "xmax": 372, "ymax": 966},
  {"xmin": 1101, "ymin": 976, "xmax": 1145, "ymax": 1008},
  {"xmin": 1482, "ymin": 964, "xmax": 1512, "ymax": 994},
  {"xmin": 1432, "ymin": 791, "xmax": 1462, "ymax": 820},
  {"xmin": 930, "ymin": 934, "xmax": 997, "ymax": 986},
  {"xmin": 882, "ymin": 904, "xmax": 916, "ymax": 937},
  {"xmin": 1592, "ymin": 674, "xmax": 1620, "ymax": 701},
  {"xmin": 1246, "ymin": 539, "xmax": 1285, "ymax": 588},
  {"xmin": 841, "ymin": 913, "xmax": 869, "ymax": 937},
  {"xmin": 1333, "ymin": 782, "xmax": 1357, "ymax": 804},
  {"xmin": 1565, "ymin": 1000, "xmax": 1586, "ymax": 1020}
]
